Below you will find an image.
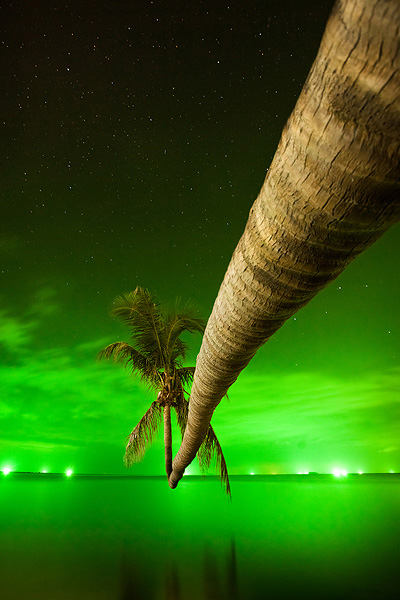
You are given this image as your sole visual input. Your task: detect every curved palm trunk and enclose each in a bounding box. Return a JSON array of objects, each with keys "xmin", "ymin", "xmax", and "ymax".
[
  {"xmin": 164, "ymin": 404, "xmax": 173, "ymax": 477},
  {"xmin": 169, "ymin": 0, "xmax": 400, "ymax": 489}
]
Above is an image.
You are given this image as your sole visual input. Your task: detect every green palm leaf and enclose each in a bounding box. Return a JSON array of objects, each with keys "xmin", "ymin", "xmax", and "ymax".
[
  {"xmin": 175, "ymin": 394, "xmax": 189, "ymax": 440},
  {"xmin": 164, "ymin": 301, "xmax": 205, "ymax": 365},
  {"xmin": 97, "ymin": 342, "xmax": 160, "ymax": 389},
  {"xmin": 124, "ymin": 401, "xmax": 163, "ymax": 466},
  {"xmin": 111, "ymin": 288, "xmax": 166, "ymax": 369},
  {"xmin": 198, "ymin": 425, "xmax": 231, "ymax": 497},
  {"xmin": 176, "ymin": 366, "xmax": 195, "ymax": 387}
]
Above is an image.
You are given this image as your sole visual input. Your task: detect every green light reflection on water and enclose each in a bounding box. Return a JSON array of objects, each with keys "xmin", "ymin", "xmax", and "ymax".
[{"xmin": 0, "ymin": 475, "xmax": 399, "ymax": 599}]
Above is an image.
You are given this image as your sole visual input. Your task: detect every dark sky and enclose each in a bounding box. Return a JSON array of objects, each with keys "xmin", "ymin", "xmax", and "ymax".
[{"xmin": 1, "ymin": 1, "xmax": 399, "ymax": 476}]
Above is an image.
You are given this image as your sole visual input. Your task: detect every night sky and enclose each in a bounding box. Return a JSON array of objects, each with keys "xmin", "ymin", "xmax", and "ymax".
[{"xmin": 1, "ymin": 0, "xmax": 399, "ymax": 477}]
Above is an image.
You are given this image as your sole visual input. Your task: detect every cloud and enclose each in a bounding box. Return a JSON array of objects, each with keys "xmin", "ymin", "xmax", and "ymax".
[
  {"xmin": 214, "ymin": 367, "xmax": 400, "ymax": 452},
  {"xmin": 378, "ymin": 446, "xmax": 399, "ymax": 454},
  {"xmin": 0, "ymin": 309, "xmax": 37, "ymax": 352},
  {"xmin": 0, "ymin": 344, "xmax": 150, "ymax": 437},
  {"xmin": 0, "ymin": 285, "xmax": 61, "ymax": 355},
  {"xmin": 0, "ymin": 290, "xmax": 157, "ymax": 461},
  {"xmin": 28, "ymin": 286, "xmax": 60, "ymax": 317},
  {"xmin": 0, "ymin": 438, "xmax": 78, "ymax": 452}
]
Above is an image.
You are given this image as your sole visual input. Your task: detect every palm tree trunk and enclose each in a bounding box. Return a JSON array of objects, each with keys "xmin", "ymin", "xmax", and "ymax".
[
  {"xmin": 168, "ymin": 0, "xmax": 400, "ymax": 489},
  {"xmin": 164, "ymin": 404, "xmax": 173, "ymax": 478}
]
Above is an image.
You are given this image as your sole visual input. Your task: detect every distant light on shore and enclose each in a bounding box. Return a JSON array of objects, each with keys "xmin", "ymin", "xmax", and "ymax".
[
  {"xmin": 2, "ymin": 466, "xmax": 12, "ymax": 475},
  {"xmin": 333, "ymin": 469, "xmax": 347, "ymax": 477},
  {"xmin": 66, "ymin": 469, "xmax": 73, "ymax": 477}
]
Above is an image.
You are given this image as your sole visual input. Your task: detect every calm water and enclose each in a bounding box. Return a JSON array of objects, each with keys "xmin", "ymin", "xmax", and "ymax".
[{"xmin": 1, "ymin": 474, "xmax": 399, "ymax": 599}]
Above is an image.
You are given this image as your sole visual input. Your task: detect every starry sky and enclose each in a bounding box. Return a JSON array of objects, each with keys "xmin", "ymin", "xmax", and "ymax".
[{"xmin": 1, "ymin": 0, "xmax": 399, "ymax": 476}]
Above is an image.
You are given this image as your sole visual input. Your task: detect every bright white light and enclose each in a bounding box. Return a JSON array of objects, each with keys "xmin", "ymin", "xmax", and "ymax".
[
  {"xmin": 390, "ymin": 470, "xmax": 394, "ymax": 474},
  {"xmin": 333, "ymin": 469, "xmax": 347, "ymax": 477},
  {"xmin": 358, "ymin": 471, "xmax": 363, "ymax": 475},
  {"xmin": 41, "ymin": 469, "xmax": 48, "ymax": 474},
  {"xmin": 66, "ymin": 469, "xmax": 73, "ymax": 477},
  {"xmin": 250, "ymin": 472, "xmax": 255, "ymax": 476},
  {"xmin": 2, "ymin": 466, "xmax": 12, "ymax": 475}
]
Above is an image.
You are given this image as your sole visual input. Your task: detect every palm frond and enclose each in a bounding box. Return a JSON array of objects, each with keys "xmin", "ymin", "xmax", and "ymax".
[
  {"xmin": 171, "ymin": 338, "xmax": 190, "ymax": 364},
  {"xmin": 174, "ymin": 396, "xmax": 189, "ymax": 440},
  {"xmin": 172, "ymin": 371, "xmax": 195, "ymax": 436},
  {"xmin": 124, "ymin": 401, "xmax": 163, "ymax": 466},
  {"xmin": 198, "ymin": 425, "xmax": 231, "ymax": 497},
  {"xmin": 97, "ymin": 342, "xmax": 161, "ymax": 389},
  {"xmin": 163, "ymin": 300, "xmax": 205, "ymax": 365},
  {"xmin": 110, "ymin": 288, "xmax": 166, "ymax": 368},
  {"xmin": 176, "ymin": 366, "xmax": 196, "ymax": 388}
]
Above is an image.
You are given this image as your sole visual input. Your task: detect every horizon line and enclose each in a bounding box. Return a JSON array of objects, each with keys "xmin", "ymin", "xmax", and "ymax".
[{"xmin": 2, "ymin": 471, "xmax": 399, "ymax": 478}]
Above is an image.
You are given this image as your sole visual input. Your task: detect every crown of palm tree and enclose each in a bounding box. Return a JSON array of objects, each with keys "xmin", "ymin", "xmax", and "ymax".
[{"xmin": 98, "ymin": 287, "xmax": 204, "ymax": 389}]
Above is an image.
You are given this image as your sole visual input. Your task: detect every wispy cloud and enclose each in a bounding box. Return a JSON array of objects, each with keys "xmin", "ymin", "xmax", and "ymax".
[
  {"xmin": 0, "ymin": 292, "xmax": 154, "ymax": 454},
  {"xmin": 0, "ymin": 309, "xmax": 38, "ymax": 352},
  {"xmin": 214, "ymin": 367, "xmax": 400, "ymax": 452},
  {"xmin": 0, "ymin": 345, "xmax": 152, "ymax": 443}
]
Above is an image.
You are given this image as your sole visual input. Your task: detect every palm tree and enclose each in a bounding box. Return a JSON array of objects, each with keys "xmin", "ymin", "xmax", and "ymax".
[
  {"xmin": 168, "ymin": 0, "xmax": 400, "ymax": 489},
  {"xmin": 98, "ymin": 287, "xmax": 230, "ymax": 495}
]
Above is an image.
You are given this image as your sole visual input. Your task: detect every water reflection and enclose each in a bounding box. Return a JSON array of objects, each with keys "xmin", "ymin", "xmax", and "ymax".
[
  {"xmin": 2, "ymin": 476, "xmax": 399, "ymax": 599},
  {"xmin": 164, "ymin": 566, "xmax": 181, "ymax": 600},
  {"xmin": 119, "ymin": 537, "xmax": 237, "ymax": 599},
  {"xmin": 119, "ymin": 542, "xmax": 156, "ymax": 600},
  {"xmin": 227, "ymin": 538, "xmax": 238, "ymax": 600},
  {"xmin": 201, "ymin": 537, "xmax": 238, "ymax": 600}
]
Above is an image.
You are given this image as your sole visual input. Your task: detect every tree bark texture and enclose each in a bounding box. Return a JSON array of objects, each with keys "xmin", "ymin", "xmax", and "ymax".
[
  {"xmin": 164, "ymin": 404, "xmax": 173, "ymax": 478},
  {"xmin": 169, "ymin": 0, "xmax": 400, "ymax": 489}
]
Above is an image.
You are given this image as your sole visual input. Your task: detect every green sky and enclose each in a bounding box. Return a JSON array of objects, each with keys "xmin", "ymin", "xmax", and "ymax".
[{"xmin": 1, "ymin": 0, "xmax": 399, "ymax": 476}]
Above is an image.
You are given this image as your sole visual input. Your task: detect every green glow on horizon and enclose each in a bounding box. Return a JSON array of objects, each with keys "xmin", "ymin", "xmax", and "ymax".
[
  {"xmin": 2, "ymin": 466, "xmax": 12, "ymax": 475},
  {"xmin": 65, "ymin": 469, "xmax": 73, "ymax": 477}
]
